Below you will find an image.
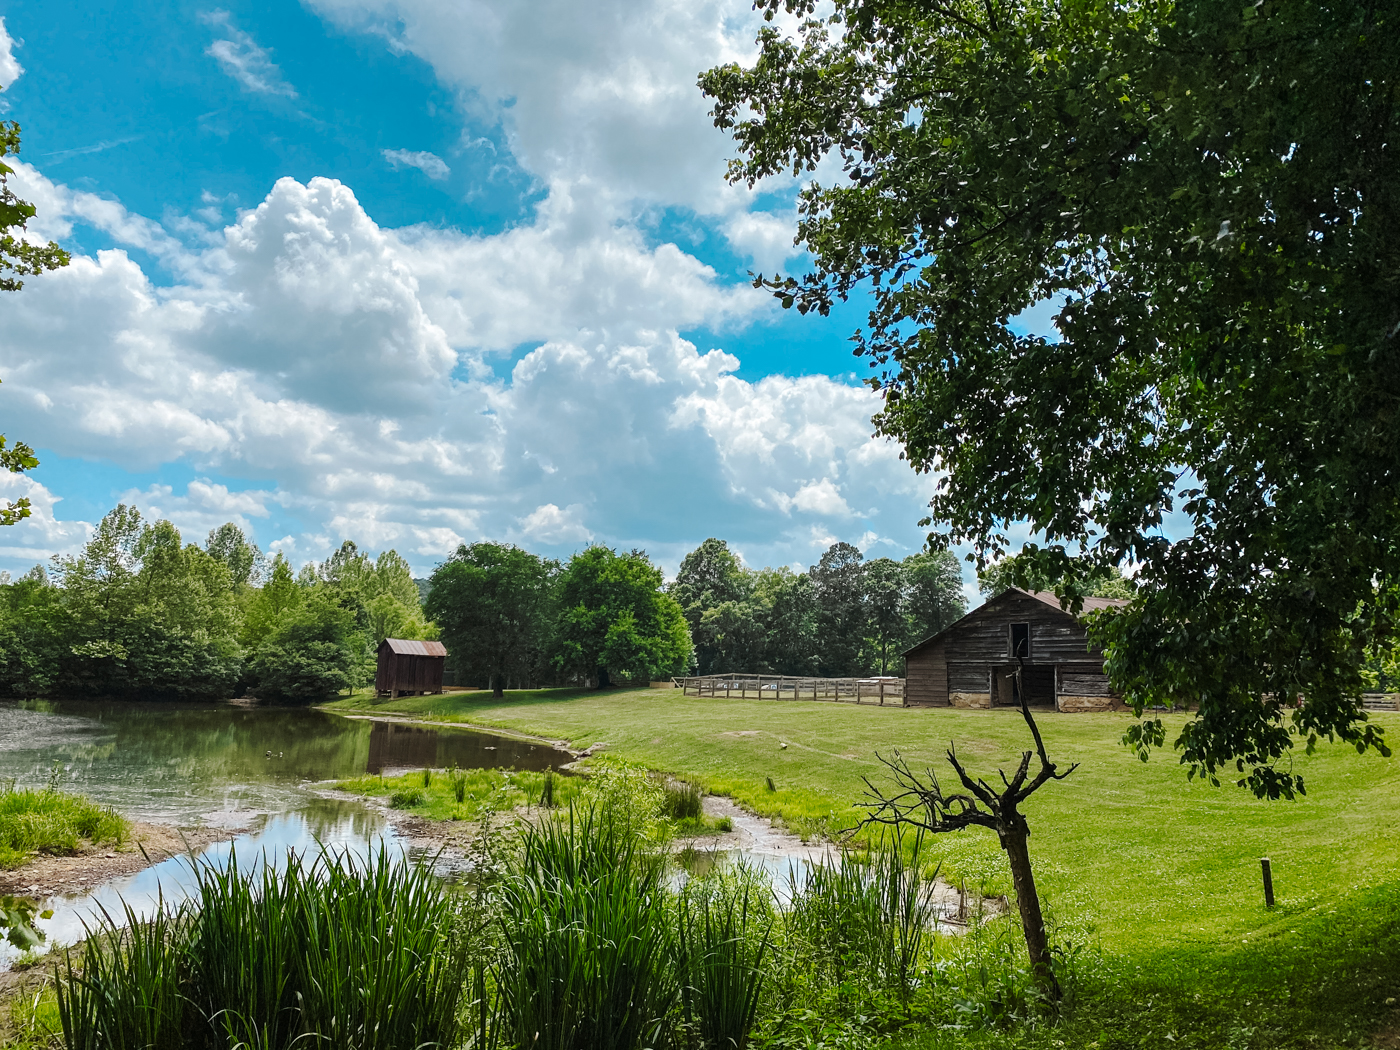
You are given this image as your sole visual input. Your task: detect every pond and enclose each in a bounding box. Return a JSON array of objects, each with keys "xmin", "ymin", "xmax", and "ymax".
[{"xmin": 0, "ymin": 699, "xmax": 572, "ymax": 966}]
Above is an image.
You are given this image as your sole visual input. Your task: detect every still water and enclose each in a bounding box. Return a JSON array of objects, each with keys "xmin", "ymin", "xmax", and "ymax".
[{"xmin": 0, "ymin": 700, "xmax": 572, "ymax": 965}]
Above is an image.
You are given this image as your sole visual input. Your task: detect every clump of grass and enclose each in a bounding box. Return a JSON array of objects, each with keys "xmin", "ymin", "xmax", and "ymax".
[
  {"xmin": 662, "ymin": 779, "xmax": 703, "ymax": 821},
  {"xmin": 764, "ymin": 776, "xmax": 776, "ymax": 793},
  {"xmin": 786, "ymin": 829, "xmax": 938, "ymax": 1002},
  {"xmin": 0, "ymin": 785, "xmax": 128, "ymax": 869},
  {"xmin": 337, "ymin": 767, "xmax": 578, "ymax": 821},
  {"xmin": 715, "ymin": 816, "xmax": 733, "ymax": 833},
  {"xmin": 495, "ymin": 805, "xmax": 675, "ymax": 1050},
  {"xmin": 57, "ymin": 846, "xmax": 469, "ymax": 1050},
  {"xmin": 421, "ymin": 767, "xmax": 433, "ymax": 788},
  {"xmin": 676, "ymin": 861, "xmax": 773, "ymax": 1050}
]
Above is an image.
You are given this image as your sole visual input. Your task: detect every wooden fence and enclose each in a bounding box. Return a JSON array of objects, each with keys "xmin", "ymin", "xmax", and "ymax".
[{"xmin": 673, "ymin": 674, "xmax": 905, "ymax": 706}]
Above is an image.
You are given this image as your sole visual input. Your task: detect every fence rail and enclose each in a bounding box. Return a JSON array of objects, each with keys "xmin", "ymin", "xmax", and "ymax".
[{"xmin": 672, "ymin": 674, "xmax": 905, "ymax": 706}]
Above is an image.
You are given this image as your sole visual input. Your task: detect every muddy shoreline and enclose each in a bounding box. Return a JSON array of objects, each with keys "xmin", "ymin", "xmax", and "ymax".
[{"xmin": 0, "ymin": 822, "xmax": 241, "ymax": 901}]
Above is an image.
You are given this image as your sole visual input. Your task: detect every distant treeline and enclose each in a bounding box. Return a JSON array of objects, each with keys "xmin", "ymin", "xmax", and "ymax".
[
  {"xmin": 0, "ymin": 506, "xmax": 970, "ymax": 702},
  {"xmin": 0, "ymin": 506, "xmax": 433, "ymax": 703},
  {"xmin": 427, "ymin": 538, "xmax": 967, "ymax": 693}
]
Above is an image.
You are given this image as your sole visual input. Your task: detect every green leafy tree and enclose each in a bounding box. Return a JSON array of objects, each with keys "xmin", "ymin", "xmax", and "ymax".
[
  {"xmin": 902, "ymin": 550, "xmax": 967, "ymax": 648},
  {"xmin": 241, "ymin": 553, "xmax": 302, "ymax": 648},
  {"xmin": 808, "ymin": 542, "xmax": 866, "ymax": 676},
  {"xmin": 426, "ymin": 543, "xmax": 559, "ymax": 696},
  {"xmin": 244, "ymin": 596, "xmax": 357, "ymax": 704},
  {"xmin": 702, "ymin": 0, "xmax": 1398, "ymax": 797},
  {"xmin": 862, "ymin": 557, "xmax": 906, "ymax": 675},
  {"xmin": 554, "ymin": 547, "xmax": 693, "ymax": 687},
  {"xmin": 205, "ymin": 523, "xmax": 265, "ymax": 588},
  {"xmin": 1, "ymin": 122, "xmax": 70, "ymax": 527},
  {"xmin": 50, "ymin": 507, "xmax": 242, "ymax": 699},
  {"xmin": 672, "ymin": 539, "xmax": 753, "ymax": 674},
  {"xmin": 697, "ymin": 599, "xmax": 768, "ymax": 675},
  {"xmin": 0, "ymin": 568, "xmax": 64, "ymax": 698},
  {"xmin": 752, "ymin": 566, "xmax": 819, "ymax": 676}
]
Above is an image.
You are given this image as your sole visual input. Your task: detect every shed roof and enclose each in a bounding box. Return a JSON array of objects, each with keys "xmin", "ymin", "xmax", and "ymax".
[
  {"xmin": 902, "ymin": 587, "xmax": 1129, "ymax": 658},
  {"xmin": 381, "ymin": 638, "xmax": 448, "ymax": 657}
]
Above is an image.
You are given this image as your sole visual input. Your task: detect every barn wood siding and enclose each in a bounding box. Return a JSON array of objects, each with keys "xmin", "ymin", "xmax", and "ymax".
[
  {"xmin": 948, "ymin": 662, "xmax": 991, "ymax": 694},
  {"xmin": 903, "ymin": 589, "xmax": 1124, "ymax": 714},
  {"xmin": 904, "ymin": 638, "xmax": 949, "ymax": 706},
  {"xmin": 1059, "ymin": 672, "xmax": 1114, "ymax": 697}
]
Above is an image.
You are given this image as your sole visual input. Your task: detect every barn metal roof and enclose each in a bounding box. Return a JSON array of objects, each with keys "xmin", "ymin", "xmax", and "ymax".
[{"xmin": 382, "ymin": 638, "xmax": 448, "ymax": 657}]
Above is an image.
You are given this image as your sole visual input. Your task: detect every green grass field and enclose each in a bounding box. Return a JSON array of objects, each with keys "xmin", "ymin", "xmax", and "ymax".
[{"xmin": 328, "ymin": 687, "xmax": 1400, "ymax": 1047}]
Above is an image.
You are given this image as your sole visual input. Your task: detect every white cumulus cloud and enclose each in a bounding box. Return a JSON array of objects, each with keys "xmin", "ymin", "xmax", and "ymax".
[
  {"xmin": 519, "ymin": 503, "xmax": 592, "ymax": 545},
  {"xmin": 0, "ymin": 163, "xmax": 937, "ymax": 577},
  {"xmin": 0, "ymin": 17, "xmax": 23, "ymax": 92}
]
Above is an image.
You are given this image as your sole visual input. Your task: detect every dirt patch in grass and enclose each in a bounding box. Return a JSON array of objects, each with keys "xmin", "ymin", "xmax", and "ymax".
[{"xmin": 0, "ymin": 822, "xmax": 239, "ymax": 899}]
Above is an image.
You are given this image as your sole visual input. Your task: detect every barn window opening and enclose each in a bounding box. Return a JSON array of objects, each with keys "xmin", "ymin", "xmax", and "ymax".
[{"xmin": 1009, "ymin": 622, "xmax": 1031, "ymax": 659}]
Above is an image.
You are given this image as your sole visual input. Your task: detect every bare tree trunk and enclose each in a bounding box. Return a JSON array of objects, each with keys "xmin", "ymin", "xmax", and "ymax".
[{"xmin": 1000, "ymin": 816, "xmax": 1059, "ymax": 1000}]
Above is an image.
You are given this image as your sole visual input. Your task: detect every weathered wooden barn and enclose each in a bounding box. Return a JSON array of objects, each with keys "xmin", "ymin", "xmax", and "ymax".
[
  {"xmin": 375, "ymin": 638, "xmax": 447, "ymax": 699},
  {"xmin": 903, "ymin": 589, "xmax": 1127, "ymax": 711}
]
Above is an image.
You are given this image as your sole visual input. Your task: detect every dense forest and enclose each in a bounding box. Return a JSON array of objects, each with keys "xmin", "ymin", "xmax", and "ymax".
[{"xmin": 0, "ymin": 505, "xmax": 974, "ymax": 702}]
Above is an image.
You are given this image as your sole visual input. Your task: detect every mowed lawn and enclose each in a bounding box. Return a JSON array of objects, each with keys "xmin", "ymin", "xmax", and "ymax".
[{"xmin": 330, "ymin": 687, "xmax": 1400, "ymax": 960}]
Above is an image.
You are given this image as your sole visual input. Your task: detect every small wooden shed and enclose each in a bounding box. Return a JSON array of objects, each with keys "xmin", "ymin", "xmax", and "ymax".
[
  {"xmin": 376, "ymin": 638, "xmax": 447, "ymax": 699},
  {"xmin": 903, "ymin": 588, "xmax": 1128, "ymax": 711}
]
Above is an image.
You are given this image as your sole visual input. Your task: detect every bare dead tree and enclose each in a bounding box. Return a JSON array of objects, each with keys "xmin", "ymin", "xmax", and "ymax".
[{"xmin": 857, "ymin": 661, "xmax": 1077, "ymax": 1000}]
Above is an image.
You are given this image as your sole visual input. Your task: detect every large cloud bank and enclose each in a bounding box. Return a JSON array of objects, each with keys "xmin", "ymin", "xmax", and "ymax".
[{"xmin": 0, "ymin": 165, "xmax": 932, "ymax": 574}]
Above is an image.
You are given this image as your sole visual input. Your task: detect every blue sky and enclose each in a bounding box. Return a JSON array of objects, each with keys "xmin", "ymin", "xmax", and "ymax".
[{"xmin": 0, "ymin": 0, "xmax": 1014, "ymax": 585}]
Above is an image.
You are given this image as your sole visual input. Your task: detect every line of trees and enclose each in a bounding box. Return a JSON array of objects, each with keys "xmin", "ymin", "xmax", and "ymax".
[
  {"xmin": 0, "ymin": 506, "xmax": 976, "ymax": 702},
  {"xmin": 0, "ymin": 506, "xmax": 432, "ymax": 703},
  {"xmin": 671, "ymin": 539, "xmax": 966, "ymax": 677},
  {"xmin": 427, "ymin": 537, "xmax": 968, "ymax": 690},
  {"xmin": 425, "ymin": 543, "xmax": 692, "ymax": 695}
]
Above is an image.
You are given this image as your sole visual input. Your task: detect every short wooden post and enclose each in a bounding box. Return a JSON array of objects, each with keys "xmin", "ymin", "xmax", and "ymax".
[{"xmin": 1261, "ymin": 857, "xmax": 1275, "ymax": 908}]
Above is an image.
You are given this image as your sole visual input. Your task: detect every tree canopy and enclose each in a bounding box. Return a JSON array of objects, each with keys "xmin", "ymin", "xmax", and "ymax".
[
  {"xmin": 554, "ymin": 547, "xmax": 693, "ymax": 687},
  {"xmin": 701, "ymin": 0, "xmax": 1399, "ymax": 797},
  {"xmin": 0, "ymin": 507, "xmax": 436, "ymax": 704},
  {"xmin": 1, "ymin": 121, "xmax": 70, "ymax": 527},
  {"xmin": 672, "ymin": 538, "xmax": 966, "ymax": 676},
  {"xmin": 426, "ymin": 543, "xmax": 560, "ymax": 696}
]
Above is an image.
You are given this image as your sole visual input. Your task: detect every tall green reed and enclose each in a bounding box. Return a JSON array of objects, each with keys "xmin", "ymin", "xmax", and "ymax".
[
  {"xmin": 56, "ymin": 845, "xmax": 470, "ymax": 1050},
  {"xmin": 58, "ymin": 894, "xmax": 191, "ymax": 1050},
  {"xmin": 495, "ymin": 805, "xmax": 676, "ymax": 1050},
  {"xmin": 676, "ymin": 861, "xmax": 773, "ymax": 1050},
  {"xmin": 786, "ymin": 829, "xmax": 938, "ymax": 1001},
  {"xmin": 662, "ymin": 780, "xmax": 703, "ymax": 822}
]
